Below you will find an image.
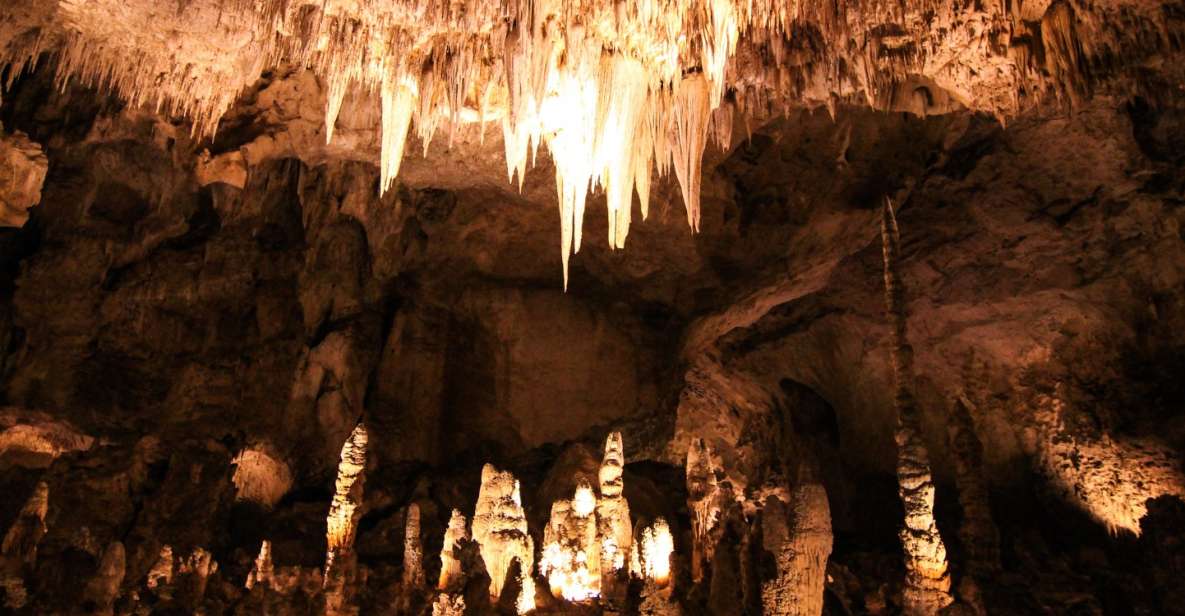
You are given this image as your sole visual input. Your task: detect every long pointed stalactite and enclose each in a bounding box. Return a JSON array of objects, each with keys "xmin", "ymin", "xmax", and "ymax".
[{"xmin": 880, "ymin": 198, "xmax": 954, "ymax": 614}]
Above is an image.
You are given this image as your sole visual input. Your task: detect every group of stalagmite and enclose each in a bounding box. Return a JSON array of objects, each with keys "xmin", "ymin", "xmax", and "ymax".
[{"xmin": 312, "ymin": 427, "xmax": 675, "ymax": 615}]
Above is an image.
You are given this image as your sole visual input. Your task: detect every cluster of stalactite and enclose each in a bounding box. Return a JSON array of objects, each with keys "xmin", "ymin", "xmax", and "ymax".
[
  {"xmin": 4, "ymin": 0, "xmax": 1178, "ymax": 283},
  {"xmin": 880, "ymin": 199, "xmax": 954, "ymax": 614}
]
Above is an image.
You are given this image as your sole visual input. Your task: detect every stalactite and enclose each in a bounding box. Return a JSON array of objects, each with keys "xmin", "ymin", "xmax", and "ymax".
[
  {"xmin": 402, "ymin": 503, "xmax": 425, "ymax": 588},
  {"xmin": 759, "ymin": 479, "xmax": 833, "ymax": 616},
  {"xmin": 246, "ymin": 540, "xmax": 275, "ymax": 590},
  {"xmin": 881, "ymin": 197, "xmax": 954, "ymax": 614},
  {"xmin": 472, "ymin": 464, "xmax": 534, "ymax": 603},
  {"xmin": 438, "ymin": 510, "xmax": 469, "ymax": 591},
  {"xmin": 686, "ymin": 438, "xmax": 723, "ymax": 582},
  {"xmin": 82, "ymin": 541, "xmax": 126, "ymax": 615}
]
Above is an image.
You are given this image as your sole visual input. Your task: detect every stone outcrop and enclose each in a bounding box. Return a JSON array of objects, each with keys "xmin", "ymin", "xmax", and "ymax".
[{"xmin": 0, "ymin": 125, "xmax": 46, "ymax": 227}]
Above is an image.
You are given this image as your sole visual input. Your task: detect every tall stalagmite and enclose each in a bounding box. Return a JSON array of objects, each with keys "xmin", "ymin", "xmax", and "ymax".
[
  {"xmin": 686, "ymin": 438, "xmax": 723, "ymax": 582},
  {"xmin": 949, "ymin": 357, "xmax": 1002, "ymax": 576},
  {"xmin": 597, "ymin": 432, "xmax": 631, "ymax": 599},
  {"xmin": 324, "ymin": 423, "xmax": 369, "ymax": 614},
  {"xmin": 880, "ymin": 198, "xmax": 954, "ymax": 614},
  {"xmin": 403, "ymin": 503, "xmax": 426, "ymax": 588},
  {"xmin": 438, "ymin": 510, "xmax": 469, "ymax": 591},
  {"xmin": 472, "ymin": 464, "xmax": 535, "ymax": 603}
]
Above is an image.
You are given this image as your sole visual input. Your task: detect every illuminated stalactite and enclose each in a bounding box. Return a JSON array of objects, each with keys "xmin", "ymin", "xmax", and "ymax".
[
  {"xmin": 472, "ymin": 464, "xmax": 534, "ymax": 603},
  {"xmin": 246, "ymin": 540, "xmax": 274, "ymax": 590},
  {"xmin": 324, "ymin": 423, "xmax": 369, "ymax": 615},
  {"xmin": 402, "ymin": 503, "xmax": 425, "ymax": 588},
  {"xmin": 1029, "ymin": 390, "xmax": 1185, "ymax": 536},
  {"xmin": 437, "ymin": 509, "xmax": 469, "ymax": 591},
  {"xmin": 686, "ymin": 438, "xmax": 723, "ymax": 582},
  {"xmin": 760, "ymin": 481, "xmax": 833, "ymax": 616},
  {"xmin": 881, "ymin": 198, "xmax": 954, "ymax": 614}
]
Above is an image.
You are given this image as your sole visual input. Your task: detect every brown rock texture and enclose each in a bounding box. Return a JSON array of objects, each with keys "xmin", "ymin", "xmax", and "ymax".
[{"xmin": 0, "ymin": 31, "xmax": 1182, "ymax": 613}]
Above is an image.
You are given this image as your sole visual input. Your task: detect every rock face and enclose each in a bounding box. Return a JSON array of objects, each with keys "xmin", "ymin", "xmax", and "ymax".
[
  {"xmin": 0, "ymin": 126, "xmax": 46, "ymax": 228},
  {"xmin": 0, "ymin": 32, "xmax": 1183, "ymax": 614}
]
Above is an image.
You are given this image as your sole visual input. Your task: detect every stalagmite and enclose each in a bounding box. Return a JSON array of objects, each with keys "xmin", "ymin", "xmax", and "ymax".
[
  {"xmin": 438, "ymin": 510, "xmax": 469, "ymax": 591},
  {"xmin": 686, "ymin": 438, "xmax": 723, "ymax": 582},
  {"xmin": 637, "ymin": 518, "xmax": 680, "ymax": 615},
  {"xmin": 326, "ymin": 423, "xmax": 369, "ymax": 573},
  {"xmin": 947, "ymin": 391, "xmax": 1001, "ymax": 575},
  {"xmin": 324, "ymin": 423, "xmax": 369, "ymax": 615},
  {"xmin": 880, "ymin": 198, "xmax": 954, "ymax": 614},
  {"xmin": 1, "ymin": 481, "xmax": 47, "ymax": 567},
  {"xmin": 597, "ymin": 432, "xmax": 631, "ymax": 602},
  {"xmin": 246, "ymin": 540, "xmax": 274, "ymax": 590},
  {"xmin": 639, "ymin": 518, "xmax": 674, "ymax": 589},
  {"xmin": 760, "ymin": 480, "xmax": 833, "ymax": 616},
  {"xmin": 146, "ymin": 545, "xmax": 174, "ymax": 591},
  {"xmin": 1, "ymin": 481, "xmax": 47, "ymax": 609},
  {"xmin": 82, "ymin": 541, "xmax": 126, "ymax": 614},
  {"xmin": 402, "ymin": 503, "xmax": 425, "ymax": 588},
  {"xmin": 432, "ymin": 593, "xmax": 465, "ymax": 616},
  {"xmin": 176, "ymin": 547, "xmax": 218, "ymax": 606},
  {"xmin": 471, "ymin": 464, "xmax": 534, "ymax": 603},
  {"xmin": 515, "ymin": 567, "xmax": 536, "ymax": 615},
  {"xmin": 540, "ymin": 480, "xmax": 601, "ymax": 601}
]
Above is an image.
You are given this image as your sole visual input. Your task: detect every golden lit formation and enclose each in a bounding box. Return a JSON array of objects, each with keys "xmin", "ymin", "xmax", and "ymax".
[{"xmin": 26, "ymin": 0, "xmax": 814, "ymax": 286}]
